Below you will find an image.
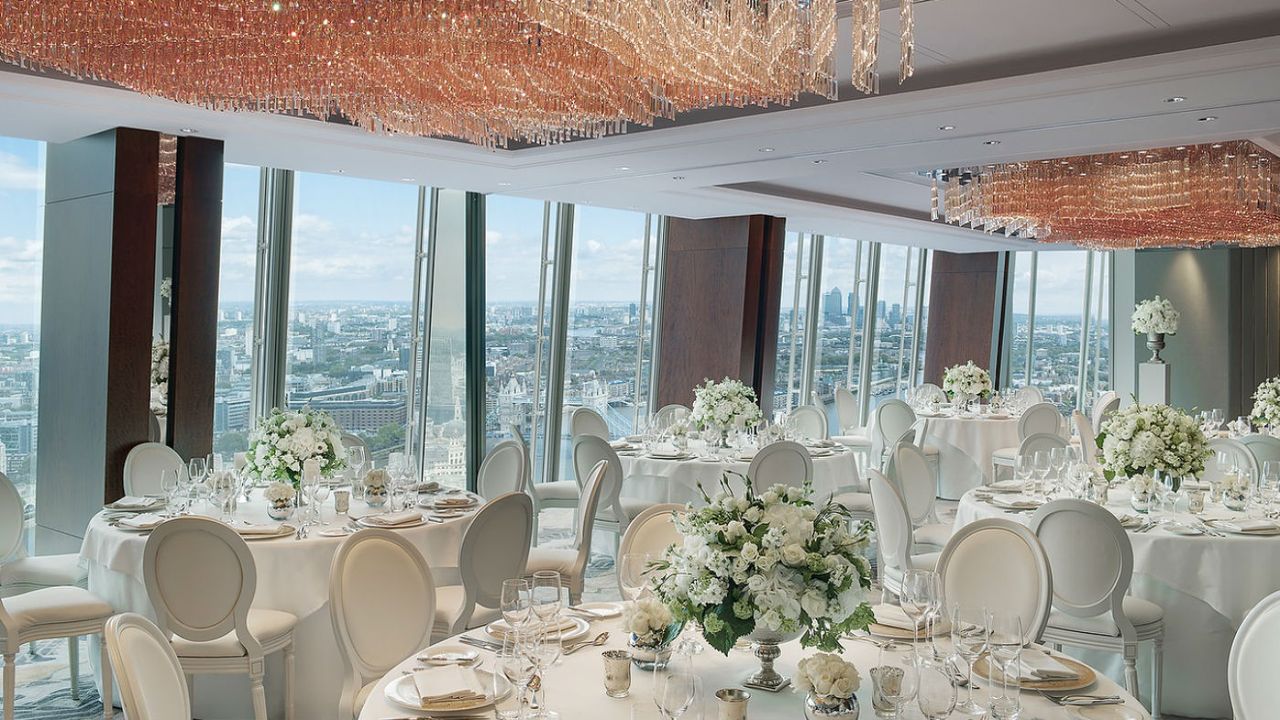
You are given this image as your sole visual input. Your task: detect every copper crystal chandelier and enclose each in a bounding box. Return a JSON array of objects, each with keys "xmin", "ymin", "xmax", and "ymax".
[
  {"xmin": 0, "ymin": 0, "xmax": 922, "ymax": 148},
  {"xmin": 932, "ymin": 141, "xmax": 1280, "ymax": 249}
]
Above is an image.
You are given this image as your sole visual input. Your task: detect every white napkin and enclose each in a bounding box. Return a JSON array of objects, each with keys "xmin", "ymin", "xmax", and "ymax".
[
  {"xmin": 987, "ymin": 480, "xmax": 1024, "ymax": 493},
  {"xmin": 1116, "ymin": 514, "xmax": 1145, "ymax": 529},
  {"xmin": 491, "ymin": 616, "xmax": 577, "ymax": 636},
  {"xmin": 107, "ymin": 496, "xmax": 159, "ymax": 510},
  {"xmin": 116, "ymin": 513, "xmax": 166, "ymax": 530},
  {"xmin": 235, "ymin": 522, "xmax": 285, "ymax": 536},
  {"xmin": 414, "ymin": 481, "xmax": 442, "ymax": 493},
  {"xmin": 362, "ymin": 511, "xmax": 423, "ymax": 527},
  {"xmin": 412, "ymin": 666, "xmax": 486, "ymax": 709},
  {"xmin": 872, "ymin": 604, "xmax": 924, "ymax": 631},
  {"xmin": 990, "ymin": 495, "xmax": 1040, "ymax": 510},
  {"xmin": 1016, "ymin": 649, "xmax": 1079, "ymax": 681},
  {"xmin": 435, "ymin": 495, "xmax": 477, "ymax": 508},
  {"xmin": 1217, "ymin": 518, "xmax": 1280, "ymax": 534}
]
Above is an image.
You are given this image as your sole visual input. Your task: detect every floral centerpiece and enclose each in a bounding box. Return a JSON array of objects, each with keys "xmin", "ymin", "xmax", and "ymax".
[
  {"xmin": 245, "ymin": 407, "xmax": 345, "ymax": 489},
  {"xmin": 363, "ymin": 467, "xmax": 391, "ymax": 506},
  {"xmin": 1096, "ymin": 402, "xmax": 1211, "ymax": 484},
  {"xmin": 1251, "ymin": 377, "xmax": 1280, "ymax": 431},
  {"xmin": 1132, "ymin": 296, "xmax": 1179, "ymax": 362},
  {"xmin": 1220, "ymin": 472, "xmax": 1251, "ymax": 511},
  {"xmin": 796, "ymin": 653, "xmax": 861, "ymax": 719},
  {"xmin": 690, "ymin": 378, "xmax": 763, "ymax": 443},
  {"xmin": 623, "ymin": 597, "xmax": 683, "ymax": 670},
  {"xmin": 150, "ymin": 339, "xmax": 169, "ymax": 412},
  {"xmin": 942, "ymin": 361, "xmax": 992, "ymax": 403},
  {"xmin": 1129, "ymin": 473, "xmax": 1156, "ymax": 513},
  {"xmin": 651, "ymin": 474, "xmax": 873, "ymax": 690},
  {"xmin": 264, "ymin": 482, "xmax": 296, "ymax": 519}
]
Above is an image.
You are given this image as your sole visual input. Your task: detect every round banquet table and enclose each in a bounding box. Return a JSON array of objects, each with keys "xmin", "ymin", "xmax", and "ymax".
[
  {"xmin": 358, "ymin": 615, "xmax": 1149, "ymax": 720},
  {"xmin": 618, "ymin": 440, "xmax": 861, "ymax": 505},
  {"xmin": 919, "ymin": 412, "xmax": 1020, "ymax": 500},
  {"xmin": 956, "ymin": 486, "xmax": 1280, "ymax": 718},
  {"xmin": 80, "ymin": 493, "xmax": 479, "ymax": 720}
]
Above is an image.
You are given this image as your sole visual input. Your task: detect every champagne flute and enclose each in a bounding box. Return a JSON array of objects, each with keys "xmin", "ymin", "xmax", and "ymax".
[
  {"xmin": 188, "ymin": 457, "xmax": 209, "ymax": 513},
  {"xmin": 1014, "ymin": 454, "xmax": 1033, "ymax": 491},
  {"xmin": 523, "ymin": 622, "xmax": 562, "ymax": 720},
  {"xmin": 949, "ymin": 604, "xmax": 987, "ymax": 716},
  {"xmin": 495, "ymin": 629, "xmax": 536, "ymax": 720},
  {"xmin": 502, "ymin": 579, "xmax": 532, "ymax": 628},
  {"xmin": 655, "ymin": 663, "xmax": 700, "ymax": 720}
]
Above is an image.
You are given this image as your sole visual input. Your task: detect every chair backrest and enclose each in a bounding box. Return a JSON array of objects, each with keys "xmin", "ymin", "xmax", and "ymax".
[
  {"xmin": 1030, "ymin": 500, "xmax": 1133, "ymax": 636},
  {"xmin": 1014, "ymin": 386, "xmax": 1045, "ymax": 406},
  {"xmin": 572, "ymin": 435, "xmax": 627, "ymax": 520},
  {"xmin": 124, "ymin": 442, "xmax": 185, "ymax": 497},
  {"xmin": 148, "ymin": 412, "xmax": 163, "ymax": 443},
  {"xmin": 868, "ymin": 470, "xmax": 914, "ymax": 579},
  {"xmin": 1091, "ymin": 392, "xmax": 1120, "ymax": 433},
  {"xmin": 787, "ymin": 405, "xmax": 829, "ymax": 440},
  {"xmin": 1240, "ymin": 435, "xmax": 1280, "ymax": 468},
  {"xmin": 617, "ymin": 503, "xmax": 683, "ymax": 598},
  {"xmin": 891, "ymin": 442, "xmax": 937, "ymax": 526},
  {"xmin": 914, "ymin": 383, "xmax": 947, "ymax": 405},
  {"xmin": 1018, "ymin": 402, "xmax": 1062, "ymax": 440},
  {"xmin": 566, "ymin": 460, "xmax": 609, "ymax": 580},
  {"xmin": 329, "ymin": 529, "xmax": 436, "ymax": 718},
  {"xmin": 1207, "ymin": 437, "xmax": 1261, "ymax": 481},
  {"xmin": 142, "ymin": 517, "xmax": 260, "ymax": 655},
  {"xmin": 654, "ymin": 404, "xmax": 690, "ymax": 430},
  {"xmin": 1071, "ymin": 410, "xmax": 1098, "ymax": 466},
  {"xmin": 339, "ymin": 432, "xmax": 369, "ymax": 456},
  {"xmin": 873, "ymin": 399, "xmax": 917, "ymax": 461},
  {"xmin": 0, "ymin": 471, "xmax": 25, "ymax": 563},
  {"xmin": 1230, "ymin": 589, "xmax": 1280, "ymax": 719},
  {"xmin": 1019, "ymin": 432, "xmax": 1068, "ymax": 459},
  {"xmin": 477, "ymin": 440, "xmax": 529, "ymax": 498},
  {"xmin": 508, "ymin": 425, "xmax": 533, "ymax": 485},
  {"xmin": 569, "ymin": 407, "xmax": 610, "ymax": 441},
  {"xmin": 937, "ymin": 518, "xmax": 1053, "ymax": 645},
  {"xmin": 460, "ymin": 492, "xmax": 533, "ymax": 611},
  {"xmin": 104, "ymin": 613, "xmax": 191, "ymax": 720},
  {"xmin": 834, "ymin": 386, "xmax": 860, "ymax": 433},
  {"xmin": 748, "ymin": 440, "xmax": 813, "ymax": 493}
]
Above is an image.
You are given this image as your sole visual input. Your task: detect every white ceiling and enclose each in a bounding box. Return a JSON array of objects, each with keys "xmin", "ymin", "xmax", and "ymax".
[{"xmin": 2, "ymin": 0, "xmax": 1279, "ymax": 252}]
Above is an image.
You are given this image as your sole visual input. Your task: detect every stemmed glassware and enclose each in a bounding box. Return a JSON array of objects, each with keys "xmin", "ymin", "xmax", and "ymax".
[
  {"xmin": 187, "ymin": 457, "xmax": 209, "ymax": 513},
  {"xmin": 1032, "ymin": 450, "xmax": 1052, "ymax": 500},
  {"xmin": 654, "ymin": 658, "xmax": 700, "ymax": 720},
  {"xmin": 916, "ymin": 655, "xmax": 957, "ymax": 720},
  {"xmin": 619, "ymin": 553, "xmax": 652, "ymax": 601},
  {"xmin": 346, "ymin": 445, "xmax": 367, "ymax": 496},
  {"xmin": 521, "ymin": 622, "xmax": 562, "ymax": 720},
  {"xmin": 986, "ymin": 612, "xmax": 1024, "ymax": 714},
  {"xmin": 873, "ymin": 643, "xmax": 919, "ymax": 720},
  {"xmin": 161, "ymin": 468, "xmax": 183, "ymax": 515},
  {"xmin": 1015, "ymin": 454, "xmax": 1034, "ymax": 492},
  {"xmin": 501, "ymin": 579, "xmax": 532, "ymax": 628},
  {"xmin": 900, "ymin": 570, "xmax": 940, "ymax": 654},
  {"xmin": 495, "ymin": 629, "xmax": 537, "ymax": 720},
  {"xmin": 949, "ymin": 604, "xmax": 987, "ymax": 716},
  {"xmin": 530, "ymin": 571, "xmax": 563, "ymax": 626}
]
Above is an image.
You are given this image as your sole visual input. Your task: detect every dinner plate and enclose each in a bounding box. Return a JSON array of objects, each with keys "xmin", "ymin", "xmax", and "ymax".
[
  {"xmin": 866, "ymin": 621, "xmax": 947, "ymax": 641},
  {"xmin": 973, "ymin": 652, "xmax": 1096, "ymax": 692},
  {"xmin": 808, "ymin": 449, "xmax": 834, "ymax": 458},
  {"xmin": 104, "ymin": 499, "xmax": 166, "ymax": 513},
  {"xmin": 383, "ymin": 670, "xmax": 511, "ymax": 715},
  {"xmin": 989, "ymin": 496, "xmax": 1042, "ymax": 511},
  {"xmin": 418, "ymin": 645, "xmax": 480, "ymax": 666},
  {"xmin": 1158, "ymin": 521, "xmax": 1204, "ymax": 536},
  {"xmin": 1214, "ymin": 523, "xmax": 1280, "ymax": 536},
  {"xmin": 432, "ymin": 496, "xmax": 479, "ymax": 509},
  {"xmin": 238, "ymin": 524, "xmax": 297, "ymax": 541},
  {"xmin": 986, "ymin": 413, "xmax": 1012, "ymax": 420},
  {"xmin": 573, "ymin": 601, "xmax": 623, "ymax": 619},
  {"xmin": 648, "ymin": 452, "xmax": 691, "ymax": 461},
  {"xmin": 485, "ymin": 616, "xmax": 591, "ymax": 643},
  {"xmin": 1067, "ymin": 704, "xmax": 1145, "ymax": 720},
  {"xmin": 356, "ymin": 515, "xmax": 430, "ymax": 530}
]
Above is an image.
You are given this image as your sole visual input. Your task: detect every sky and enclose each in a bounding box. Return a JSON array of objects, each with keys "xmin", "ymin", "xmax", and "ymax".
[{"xmin": 0, "ymin": 137, "xmax": 43, "ymax": 325}]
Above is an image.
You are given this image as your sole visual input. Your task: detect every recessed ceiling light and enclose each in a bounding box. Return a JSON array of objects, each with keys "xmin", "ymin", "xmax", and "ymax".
[
  {"xmin": 330, "ymin": 169, "xmax": 345, "ymax": 174},
  {"xmin": 1119, "ymin": 154, "xmax": 1130, "ymax": 159},
  {"xmin": 497, "ymin": 181, "xmax": 512, "ymax": 186},
  {"xmin": 1197, "ymin": 116, "xmax": 1217, "ymax": 122},
  {"xmin": 811, "ymin": 159, "xmax": 828, "ymax": 164},
  {"xmin": 983, "ymin": 140, "xmax": 1001, "ymax": 145},
  {"xmin": 938, "ymin": 125, "xmax": 956, "ymax": 131},
  {"xmin": 758, "ymin": 147, "xmax": 775, "ymax": 153},
  {"xmin": 1211, "ymin": 143, "xmax": 1224, "ymax": 149},
  {"xmin": 614, "ymin": 166, "xmax": 631, "ymax": 171},
  {"xmin": 672, "ymin": 176, "xmax": 685, "ymax": 181},
  {"xmin": 400, "ymin": 177, "xmax": 416, "ymax": 182},
  {"xmin": 1164, "ymin": 96, "xmax": 1186, "ymax": 103},
  {"xmin": 179, "ymin": 127, "xmax": 197, "ymax": 134},
  {"xmin": 1175, "ymin": 146, "xmax": 1186, "ymax": 151}
]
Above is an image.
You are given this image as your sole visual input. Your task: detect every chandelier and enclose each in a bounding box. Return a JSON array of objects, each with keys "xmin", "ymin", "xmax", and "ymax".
[
  {"xmin": 931, "ymin": 141, "xmax": 1280, "ymax": 249},
  {"xmin": 0, "ymin": 0, "xmax": 921, "ymax": 149}
]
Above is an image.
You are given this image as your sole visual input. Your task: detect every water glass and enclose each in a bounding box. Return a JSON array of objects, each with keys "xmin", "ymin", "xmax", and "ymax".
[
  {"xmin": 655, "ymin": 664, "xmax": 700, "ymax": 720},
  {"xmin": 531, "ymin": 571, "xmax": 563, "ymax": 623},
  {"xmin": 502, "ymin": 578, "xmax": 532, "ymax": 628},
  {"xmin": 873, "ymin": 644, "xmax": 919, "ymax": 719},
  {"xmin": 602, "ymin": 650, "xmax": 632, "ymax": 698},
  {"xmin": 523, "ymin": 623, "xmax": 563, "ymax": 720},
  {"xmin": 987, "ymin": 612, "xmax": 1023, "ymax": 703},
  {"xmin": 496, "ymin": 630, "xmax": 536, "ymax": 719},
  {"xmin": 989, "ymin": 669, "xmax": 1021, "ymax": 720},
  {"xmin": 949, "ymin": 604, "xmax": 986, "ymax": 716},
  {"xmin": 916, "ymin": 657, "xmax": 957, "ymax": 720},
  {"xmin": 619, "ymin": 553, "xmax": 652, "ymax": 601},
  {"xmin": 900, "ymin": 569, "xmax": 939, "ymax": 650}
]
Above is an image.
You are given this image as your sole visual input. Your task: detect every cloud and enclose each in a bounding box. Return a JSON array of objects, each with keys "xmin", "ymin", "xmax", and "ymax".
[
  {"xmin": 0, "ymin": 235, "xmax": 42, "ymax": 320},
  {"xmin": 0, "ymin": 151, "xmax": 42, "ymax": 192}
]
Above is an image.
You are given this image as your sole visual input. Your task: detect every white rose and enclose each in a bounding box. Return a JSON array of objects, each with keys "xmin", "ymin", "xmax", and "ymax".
[{"xmin": 781, "ymin": 544, "xmax": 807, "ymax": 566}]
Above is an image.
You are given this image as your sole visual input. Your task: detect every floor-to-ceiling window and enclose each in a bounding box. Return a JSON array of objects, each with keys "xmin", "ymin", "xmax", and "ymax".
[
  {"xmin": 285, "ymin": 173, "xmax": 420, "ymax": 465},
  {"xmin": 813, "ymin": 236, "xmax": 874, "ymax": 428},
  {"xmin": 0, "ymin": 136, "xmax": 44, "ymax": 540},
  {"xmin": 774, "ymin": 232, "xmax": 812, "ymax": 417},
  {"xmin": 212, "ymin": 164, "xmax": 261, "ymax": 456}
]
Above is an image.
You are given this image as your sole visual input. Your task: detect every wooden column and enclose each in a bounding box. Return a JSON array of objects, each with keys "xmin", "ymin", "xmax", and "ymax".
[
  {"xmin": 922, "ymin": 251, "xmax": 999, "ymax": 386},
  {"xmin": 167, "ymin": 137, "xmax": 225, "ymax": 460},
  {"xmin": 37, "ymin": 128, "xmax": 158, "ymax": 549},
  {"xmin": 655, "ymin": 215, "xmax": 785, "ymax": 417}
]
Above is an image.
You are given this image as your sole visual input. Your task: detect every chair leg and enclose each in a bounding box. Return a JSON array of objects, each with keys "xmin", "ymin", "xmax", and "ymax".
[
  {"xmin": 99, "ymin": 636, "xmax": 113, "ymax": 720},
  {"xmin": 68, "ymin": 636, "xmax": 80, "ymax": 701},
  {"xmin": 1152, "ymin": 636, "xmax": 1164, "ymax": 719},
  {"xmin": 249, "ymin": 664, "xmax": 269, "ymax": 720},
  {"xmin": 284, "ymin": 643, "xmax": 296, "ymax": 720},
  {"xmin": 1122, "ymin": 641, "xmax": 1139, "ymax": 701},
  {"xmin": 4, "ymin": 653, "xmax": 15, "ymax": 720}
]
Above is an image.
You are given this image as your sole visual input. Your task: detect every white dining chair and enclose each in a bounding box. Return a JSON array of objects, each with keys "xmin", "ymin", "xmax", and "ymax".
[
  {"xmin": 868, "ymin": 470, "xmax": 938, "ymax": 599},
  {"xmin": 653, "ymin": 404, "xmax": 690, "ymax": 429},
  {"xmin": 339, "ymin": 432, "xmax": 369, "ymax": 460},
  {"xmin": 936, "ymin": 518, "xmax": 1053, "ymax": 645},
  {"xmin": 525, "ymin": 460, "xmax": 609, "ymax": 605},
  {"xmin": 148, "ymin": 411, "xmax": 163, "ymax": 443},
  {"xmin": 1030, "ymin": 499, "xmax": 1165, "ymax": 718},
  {"xmin": 142, "ymin": 517, "xmax": 297, "ymax": 720},
  {"xmin": 572, "ymin": 436, "xmax": 651, "ymax": 551},
  {"xmin": 1071, "ymin": 410, "xmax": 1098, "ymax": 466},
  {"xmin": 0, "ymin": 471, "xmax": 88, "ymax": 598},
  {"xmin": 123, "ymin": 442, "xmax": 185, "ymax": 497},
  {"xmin": 615, "ymin": 503, "xmax": 684, "ymax": 598},
  {"xmin": 871, "ymin": 399, "xmax": 916, "ymax": 466},
  {"xmin": 787, "ymin": 405, "xmax": 829, "ymax": 440},
  {"xmin": 1207, "ymin": 437, "xmax": 1260, "ymax": 481},
  {"xmin": 1, "ymin": 586, "xmax": 114, "ymax": 720},
  {"xmin": 1092, "ymin": 392, "xmax": 1120, "ymax": 434},
  {"xmin": 992, "ymin": 402, "xmax": 1065, "ymax": 478},
  {"xmin": 832, "ymin": 386, "xmax": 872, "ymax": 468},
  {"xmin": 1229, "ymin": 589, "xmax": 1280, "ymax": 719},
  {"xmin": 1013, "ymin": 386, "xmax": 1045, "ymax": 406},
  {"xmin": 889, "ymin": 442, "xmax": 951, "ymax": 549},
  {"xmin": 477, "ymin": 439, "xmax": 529, "ymax": 499},
  {"xmin": 1239, "ymin": 435, "xmax": 1280, "ymax": 469},
  {"xmin": 569, "ymin": 407, "xmax": 610, "ymax": 441},
  {"xmin": 434, "ymin": 492, "xmax": 533, "ymax": 637},
  {"xmin": 913, "ymin": 383, "xmax": 947, "ymax": 405},
  {"xmin": 1019, "ymin": 432, "xmax": 1069, "ymax": 459},
  {"xmin": 329, "ymin": 529, "xmax": 436, "ymax": 719},
  {"xmin": 524, "ymin": 424, "xmax": 579, "ymax": 547},
  {"xmin": 103, "ymin": 613, "xmax": 189, "ymax": 720},
  {"xmin": 748, "ymin": 440, "xmax": 813, "ymax": 493}
]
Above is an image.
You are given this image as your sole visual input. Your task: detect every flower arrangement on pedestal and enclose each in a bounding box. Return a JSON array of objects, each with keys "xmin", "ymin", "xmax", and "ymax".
[
  {"xmin": 1096, "ymin": 401, "xmax": 1211, "ymax": 482},
  {"xmin": 690, "ymin": 378, "xmax": 763, "ymax": 441},
  {"xmin": 1132, "ymin": 296, "xmax": 1179, "ymax": 362},
  {"xmin": 942, "ymin": 361, "xmax": 992, "ymax": 403},
  {"xmin": 150, "ymin": 339, "xmax": 169, "ymax": 412},
  {"xmin": 1250, "ymin": 377, "xmax": 1280, "ymax": 432},
  {"xmin": 245, "ymin": 407, "xmax": 346, "ymax": 489}
]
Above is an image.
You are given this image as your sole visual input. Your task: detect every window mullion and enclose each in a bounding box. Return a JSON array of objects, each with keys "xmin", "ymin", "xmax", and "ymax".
[
  {"xmin": 541, "ymin": 203, "xmax": 575, "ymax": 485},
  {"xmin": 856, "ymin": 242, "xmax": 881, "ymax": 426},
  {"xmin": 800, "ymin": 234, "xmax": 824, "ymax": 408}
]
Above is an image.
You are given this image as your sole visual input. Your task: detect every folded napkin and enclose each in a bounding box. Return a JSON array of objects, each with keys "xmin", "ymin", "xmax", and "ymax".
[
  {"xmin": 234, "ymin": 522, "xmax": 285, "ymax": 536},
  {"xmin": 107, "ymin": 496, "xmax": 160, "ymax": 510},
  {"xmin": 872, "ymin": 604, "xmax": 924, "ymax": 631},
  {"xmin": 1015, "ymin": 649, "xmax": 1079, "ymax": 681},
  {"xmin": 624, "ymin": 435, "xmax": 645, "ymax": 443},
  {"xmin": 362, "ymin": 511, "xmax": 423, "ymax": 527},
  {"xmin": 610, "ymin": 440, "xmax": 637, "ymax": 450},
  {"xmin": 414, "ymin": 481, "xmax": 442, "ymax": 493},
  {"xmin": 806, "ymin": 439, "xmax": 836, "ymax": 449},
  {"xmin": 435, "ymin": 495, "xmax": 477, "ymax": 508},
  {"xmin": 116, "ymin": 513, "xmax": 166, "ymax": 530},
  {"xmin": 491, "ymin": 616, "xmax": 578, "ymax": 636},
  {"xmin": 1116, "ymin": 514, "xmax": 1145, "ymax": 529},
  {"xmin": 990, "ymin": 495, "xmax": 1041, "ymax": 510},
  {"xmin": 412, "ymin": 666, "xmax": 486, "ymax": 709},
  {"xmin": 1216, "ymin": 518, "xmax": 1280, "ymax": 534},
  {"xmin": 987, "ymin": 480, "xmax": 1024, "ymax": 493}
]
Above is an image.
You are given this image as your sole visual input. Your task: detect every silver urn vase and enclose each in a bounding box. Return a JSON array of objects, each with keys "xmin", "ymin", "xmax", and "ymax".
[
  {"xmin": 804, "ymin": 693, "xmax": 859, "ymax": 720},
  {"xmin": 1146, "ymin": 332, "xmax": 1167, "ymax": 363}
]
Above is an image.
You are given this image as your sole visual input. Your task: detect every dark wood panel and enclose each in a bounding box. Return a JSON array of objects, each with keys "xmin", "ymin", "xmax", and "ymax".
[
  {"xmin": 167, "ymin": 137, "xmax": 225, "ymax": 461},
  {"xmin": 103, "ymin": 128, "xmax": 161, "ymax": 502},
  {"xmin": 743, "ymin": 215, "xmax": 785, "ymax": 418},
  {"xmin": 923, "ymin": 251, "xmax": 998, "ymax": 385}
]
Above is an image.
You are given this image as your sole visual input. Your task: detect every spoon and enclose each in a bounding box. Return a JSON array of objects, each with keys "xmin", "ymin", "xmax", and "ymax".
[{"xmin": 563, "ymin": 632, "xmax": 609, "ymax": 655}]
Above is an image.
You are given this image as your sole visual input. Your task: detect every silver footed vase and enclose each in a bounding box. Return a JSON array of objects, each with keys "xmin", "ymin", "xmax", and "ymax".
[
  {"xmin": 1146, "ymin": 332, "xmax": 1167, "ymax": 363},
  {"xmin": 743, "ymin": 628, "xmax": 802, "ymax": 692}
]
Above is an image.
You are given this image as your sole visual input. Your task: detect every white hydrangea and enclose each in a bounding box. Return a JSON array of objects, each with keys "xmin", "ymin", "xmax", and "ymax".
[
  {"xmin": 942, "ymin": 361, "xmax": 992, "ymax": 399},
  {"xmin": 1250, "ymin": 377, "xmax": 1280, "ymax": 429},
  {"xmin": 264, "ymin": 481, "xmax": 295, "ymax": 503},
  {"xmin": 623, "ymin": 597, "xmax": 674, "ymax": 644},
  {"xmin": 245, "ymin": 407, "xmax": 346, "ymax": 488},
  {"xmin": 1097, "ymin": 402, "xmax": 1210, "ymax": 480},
  {"xmin": 796, "ymin": 652, "xmax": 861, "ymax": 699},
  {"xmin": 1131, "ymin": 296, "xmax": 1179, "ymax": 335},
  {"xmin": 690, "ymin": 378, "xmax": 763, "ymax": 433}
]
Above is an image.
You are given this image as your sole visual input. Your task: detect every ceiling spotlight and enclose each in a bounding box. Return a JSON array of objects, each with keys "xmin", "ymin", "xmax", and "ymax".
[
  {"xmin": 497, "ymin": 181, "xmax": 512, "ymax": 186},
  {"xmin": 1197, "ymin": 116, "xmax": 1218, "ymax": 122},
  {"xmin": 983, "ymin": 140, "xmax": 1001, "ymax": 145},
  {"xmin": 672, "ymin": 175, "xmax": 686, "ymax": 180},
  {"xmin": 179, "ymin": 127, "xmax": 197, "ymax": 133},
  {"xmin": 1119, "ymin": 154, "xmax": 1130, "ymax": 159},
  {"xmin": 938, "ymin": 125, "xmax": 956, "ymax": 131},
  {"xmin": 1212, "ymin": 143, "xmax": 1224, "ymax": 149},
  {"xmin": 400, "ymin": 177, "xmax": 416, "ymax": 182},
  {"xmin": 614, "ymin": 166, "xmax": 631, "ymax": 171},
  {"xmin": 1164, "ymin": 96, "xmax": 1186, "ymax": 103},
  {"xmin": 812, "ymin": 159, "xmax": 828, "ymax": 164},
  {"xmin": 758, "ymin": 147, "xmax": 775, "ymax": 153},
  {"xmin": 1176, "ymin": 146, "xmax": 1186, "ymax": 151},
  {"xmin": 330, "ymin": 169, "xmax": 345, "ymax": 174}
]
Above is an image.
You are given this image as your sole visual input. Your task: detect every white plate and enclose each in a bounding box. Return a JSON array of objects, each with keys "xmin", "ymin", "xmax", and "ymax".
[
  {"xmin": 1067, "ymin": 704, "xmax": 1145, "ymax": 720},
  {"xmin": 1158, "ymin": 521, "xmax": 1203, "ymax": 536},
  {"xmin": 1215, "ymin": 524, "xmax": 1280, "ymax": 536},
  {"xmin": 237, "ymin": 524, "xmax": 297, "ymax": 541},
  {"xmin": 808, "ymin": 449, "xmax": 834, "ymax": 458},
  {"xmin": 648, "ymin": 453, "xmax": 691, "ymax": 461},
  {"xmin": 356, "ymin": 515, "xmax": 430, "ymax": 530},
  {"xmin": 990, "ymin": 496, "xmax": 1041, "ymax": 511},
  {"xmin": 383, "ymin": 670, "xmax": 510, "ymax": 715},
  {"xmin": 104, "ymin": 499, "xmax": 166, "ymax": 513},
  {"xmin": 572, "ymin": 601, "xmax": 623, "ymax": 619},
  {"xmin": 418, "ymin": 645, "xmax": 480, "ymax": 666},
  {"xmin": 485, "ymin": 616, "xmax": 591, "ymax": 643},
  {"xmin": 986, "ymin": 413, "xmax": 1012, "ymax": 420}
]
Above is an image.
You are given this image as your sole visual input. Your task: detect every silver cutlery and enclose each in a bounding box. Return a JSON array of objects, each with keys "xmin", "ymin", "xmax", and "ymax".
[
  {"xmin": 564, "ymin": 605, "xmax": 608, "ymax": 619},
  {"xmin": 458, "ymin": 636, "xmax": 503, "ymax": 652},
  {"xmin": 1039, "ymin": 690, "xmax": 1122, "ymax": 706},
  {"xmin": 562, "ymin": 631, "xmax": 609, "ymax": 655}
]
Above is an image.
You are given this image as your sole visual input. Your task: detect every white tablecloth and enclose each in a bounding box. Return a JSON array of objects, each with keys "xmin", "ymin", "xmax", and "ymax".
[
  {"xmin": 359, "ymin": 616, "xmax": 1148, "ymax": 720},
  {"xmin": 956, "ymin": 487, "xmax": 1280, "ymax": 717},
  {"xmin": 922, "ymin": 414, "xmax": 1021, "ymax": 499},
  {"xmin": 82, "ymin": 495, "xmax": 477, "ymax": 720},
  {"xmin": 619, "ymin": 441, "xmax": 861, "ymax": 505}
]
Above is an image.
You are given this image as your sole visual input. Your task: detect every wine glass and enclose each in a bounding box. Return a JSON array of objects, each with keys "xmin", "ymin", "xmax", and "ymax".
[
  {"xmin": 916, "ymin": 656, "xmax": 957, "ymax": 720},
  {"xmin": 161, "ymin": 468, "xmax": 182, "ymax": 514},
  {"xmin": 1210, "ymin": 408, "xmax": 1225, "ymax": 433},
  {"xmin": 209, "ymin": 472, "xmax": 234, "ymax": 523},
  {"xmin": 501, "ymin": 578, "xmax": 532, "ymax": 628},
  {"xmin": 1014, "ymin": 454, "xmax": 1033, "ymax": 492},
  {"xmin": 619, "ymin": 553, "xmax": 652, "ymax": 601},
  {"xmin": 1262, "ymin": 462, "xmax": 1280, "ymax": 515},
  {"xmin": 949, "ymin": 604, "xmax": 987, "ymax": 716},
  {"xmin": 346, "ymin": 445, "xmax": 367, "ymax": 494},
  {"xmin": 900, "ymin": 570, "xmax": 937, "ymax": 649},
  {"xmin": 874, "ymin": 643, "xmax": 919, "ymax": 720},
  {"xmin": 310, "ymin": 479, "xmax": 331, "ymax": 523},
  {"xmin": 987, "ymin": 611, "xmax": 1024, "ymax": 706},
  {"xmin": 522, "ymin": 622, "xmax": 562, "ymax": 720},
  {"xmin": 655, "ymin": 659, "xmax": 700, "ymax": 720},
  {"xmin": 1032, "ymin": 450, "xmax": 1052, "ymax": 499},
  {"xmin": 187, "ymin": 457, "xmax": 210, "ymax": 513},
  {"xmin": 531, "ymin": 571, "xmax": 563, "ymax": 625},
  {"xmin": 495, "ymin": 629, "xmax": 536, "ymax": 720}
]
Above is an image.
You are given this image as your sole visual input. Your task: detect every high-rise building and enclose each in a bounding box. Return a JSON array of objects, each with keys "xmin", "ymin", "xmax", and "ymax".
[{"xmin": 822, "ymin": 287, "xmax": 843, "ymax": 324}]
